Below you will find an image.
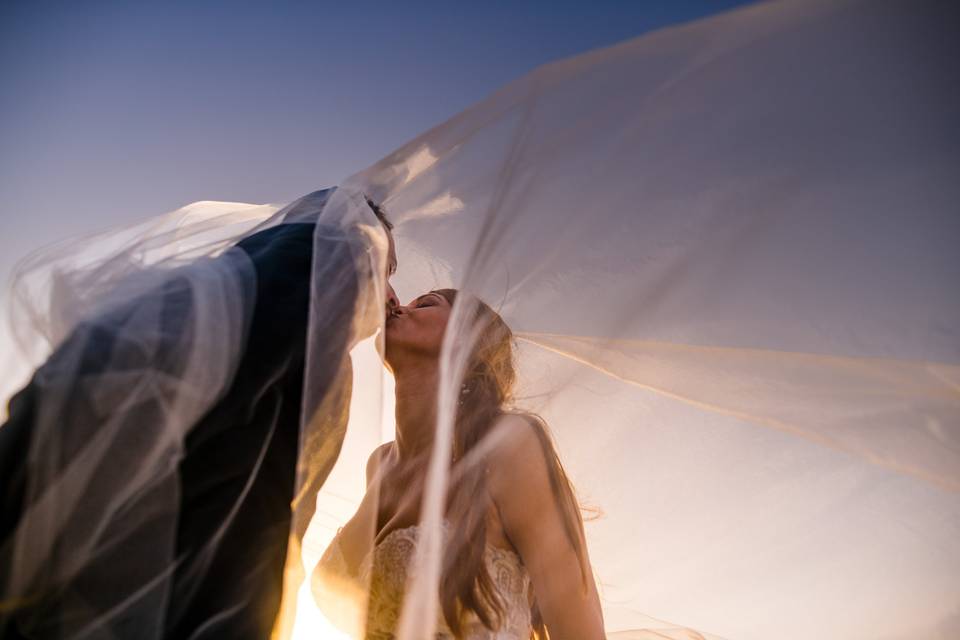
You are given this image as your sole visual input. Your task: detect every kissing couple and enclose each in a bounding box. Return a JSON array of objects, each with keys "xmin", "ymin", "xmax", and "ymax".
[{"xmin": 0, "ymin": 187, "xmax": 604, "ymax": 639}]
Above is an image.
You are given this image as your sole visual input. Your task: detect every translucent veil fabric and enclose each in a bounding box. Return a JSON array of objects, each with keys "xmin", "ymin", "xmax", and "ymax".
[
  {"xmin": 0, "ymin": 189, "xmax": 392, "ymax": 638},
  {"xmin": 1, "ymin": 0, "xmax": 958, "ymax": 639},
  {"xmin": 314, "ymin": 0, "xmax": 958, "ymax": 638},
  {"xmin": 0, "ymin": 200, "xmax": 272, "ymax": 637}
]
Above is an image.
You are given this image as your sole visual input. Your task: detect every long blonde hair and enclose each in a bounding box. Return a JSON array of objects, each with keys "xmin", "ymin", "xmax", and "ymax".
[{"xmin": 433, "ymin": 289, "xmax": 591, "ymax": 639}]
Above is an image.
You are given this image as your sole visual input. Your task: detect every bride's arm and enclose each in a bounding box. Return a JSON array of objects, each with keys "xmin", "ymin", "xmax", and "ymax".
[
  {"xmin": 488, "ymin": 418, "xmax": 606, "ymax": 640},
  {"xmin": 326, "ymin": 442, "xmax": 392, "ymax": 571},
  {"xmin": 311, "ymin": 443, "xmax": 392, "ymax": 627}
]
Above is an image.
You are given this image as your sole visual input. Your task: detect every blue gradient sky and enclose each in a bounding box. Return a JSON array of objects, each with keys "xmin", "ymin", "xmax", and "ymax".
[{"xmin": 0, "ymin": 0, "xmax": 752, "ymax": 279}]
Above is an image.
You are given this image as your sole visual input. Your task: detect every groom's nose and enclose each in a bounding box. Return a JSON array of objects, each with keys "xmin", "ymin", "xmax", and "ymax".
[{"xmin": 386, "ymin": 283, "xmax": 399, "ymax": 311}]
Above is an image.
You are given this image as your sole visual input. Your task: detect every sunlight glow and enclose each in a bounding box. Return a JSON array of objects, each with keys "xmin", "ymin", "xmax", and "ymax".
[
  {"xmin": 291, "ymin": 580, "xmax": 350, "ymax": 640},
  {"xmin": 290, "ymin": 337, "xmax": 396, "ymax": 639}
]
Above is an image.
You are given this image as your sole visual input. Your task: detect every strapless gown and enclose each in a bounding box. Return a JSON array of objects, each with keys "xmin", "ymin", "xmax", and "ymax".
[{"xmin": 316, "ymin": 523, "xmax": 533, "ymax": 639}]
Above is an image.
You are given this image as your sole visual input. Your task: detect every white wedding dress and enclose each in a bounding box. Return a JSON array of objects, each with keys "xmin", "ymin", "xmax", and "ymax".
[{"xmin": 316, "ymin": 522, "xmax": 533, "ymax": 639}]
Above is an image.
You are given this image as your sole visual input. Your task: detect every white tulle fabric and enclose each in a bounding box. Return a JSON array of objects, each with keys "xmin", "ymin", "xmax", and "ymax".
[
  {"xmin": 2, "ymin": 0, "xmax": 958, "ymax": 639},
  {"xmin": 318, "ymin": 1, "xmax": 959, "ymax": 638}
]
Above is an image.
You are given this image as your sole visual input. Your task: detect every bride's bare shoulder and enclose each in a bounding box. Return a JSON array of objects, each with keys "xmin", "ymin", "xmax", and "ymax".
[
  {"xmin": 366, "ymin": 441, "xmax": 395, "ymax": 486},
  {"xmin": 485, "ymin": 413, "xmax": 554, "ymax": 492}
]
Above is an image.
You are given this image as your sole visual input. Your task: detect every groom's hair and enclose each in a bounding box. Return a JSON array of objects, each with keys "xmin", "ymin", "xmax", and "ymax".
[{"xmin": 364, "ymin": 195, "xmax": 393, "ymax": 231}]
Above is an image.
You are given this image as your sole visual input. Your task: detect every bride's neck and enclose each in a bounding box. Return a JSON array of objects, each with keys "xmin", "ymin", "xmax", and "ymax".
[{"xmin": 393, "ymin": 362, "xmax": 439, "ymax": 460}]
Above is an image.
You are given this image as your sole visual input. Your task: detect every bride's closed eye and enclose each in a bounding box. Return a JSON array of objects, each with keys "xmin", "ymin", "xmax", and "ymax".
[{"xmin": 413, "ymin": 293, "xmax": 442, "ymax": 308}]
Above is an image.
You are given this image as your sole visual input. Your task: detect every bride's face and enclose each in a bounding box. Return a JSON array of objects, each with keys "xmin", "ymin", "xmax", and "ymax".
[{"xmin": 384, "ymin": 291, "xmax": 452, "ymax": 366}]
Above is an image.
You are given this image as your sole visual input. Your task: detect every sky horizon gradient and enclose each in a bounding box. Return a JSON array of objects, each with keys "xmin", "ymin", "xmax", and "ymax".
[{"xmin": 1, "ymin": 1, "xmax": 753, "ymax": 271}]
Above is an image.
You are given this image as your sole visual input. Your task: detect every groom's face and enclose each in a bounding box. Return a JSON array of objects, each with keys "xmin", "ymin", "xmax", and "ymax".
[{"xmin": 383, "ymin": 222, "xmax": 400, "ymax": 315}]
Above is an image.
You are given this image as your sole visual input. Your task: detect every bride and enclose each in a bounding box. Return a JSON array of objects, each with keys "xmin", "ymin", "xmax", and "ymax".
[{"xmin": 313, "ymin": 289, "xmax": 606, "ymax": 639}]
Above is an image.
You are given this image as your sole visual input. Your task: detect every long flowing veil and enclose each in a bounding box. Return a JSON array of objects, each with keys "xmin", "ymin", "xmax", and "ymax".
[
  {"xmin": 313, "ymin": 0, "xmax": 959, "ymax": 638},
  {"xmin": 1, "ymin": 0, "xmax": 958, "ymax": 638}
]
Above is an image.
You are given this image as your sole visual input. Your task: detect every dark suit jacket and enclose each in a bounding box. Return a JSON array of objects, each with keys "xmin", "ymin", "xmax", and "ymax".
[{"xmin": 0, "ymin": 220, "xmax": 360, "ymax": 639}]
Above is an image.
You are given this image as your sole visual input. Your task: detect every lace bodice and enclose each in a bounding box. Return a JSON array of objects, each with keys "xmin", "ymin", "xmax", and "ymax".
[{"xmin": 316, "ymin": 523, "xmax": 533, "ymax": 639}]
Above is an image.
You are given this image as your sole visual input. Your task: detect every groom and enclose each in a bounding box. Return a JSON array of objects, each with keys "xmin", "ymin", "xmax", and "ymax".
[
  {"xmin": 0, "ymin": 188, "xmax": 399, "ymax": 639},
  {"xmin": 164, "ymin": 189, "xmax": 400, "ymax": 639}
]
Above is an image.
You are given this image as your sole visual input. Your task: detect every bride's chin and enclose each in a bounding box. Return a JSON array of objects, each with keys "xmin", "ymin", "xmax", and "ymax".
[{"xmin": 379, "ymin": 335, "xmax": 400, "ymax": 369}]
